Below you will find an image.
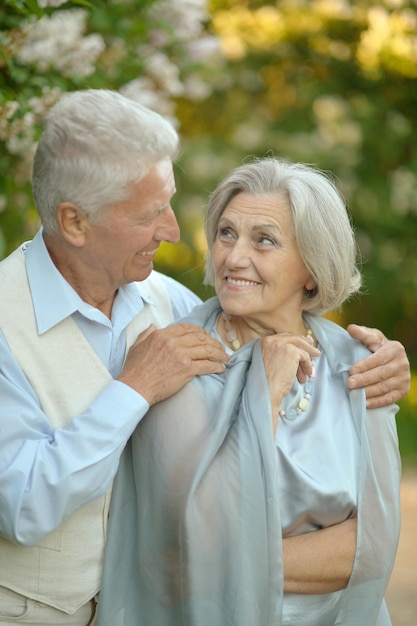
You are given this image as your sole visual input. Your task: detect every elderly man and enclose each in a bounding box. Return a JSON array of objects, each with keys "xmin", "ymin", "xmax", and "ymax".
[{"xmin": 0, "ymin": 89, "xmax": 409, "ymax": 626}]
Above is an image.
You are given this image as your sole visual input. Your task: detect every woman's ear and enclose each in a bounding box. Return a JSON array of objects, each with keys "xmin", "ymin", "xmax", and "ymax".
[
  {"xmin": 305, "ymin": 275, "xmax": 317, "ymax": 291},
  {"xmin": 56, "ymin": 202, "xmax": 90, "ymax": 247}
]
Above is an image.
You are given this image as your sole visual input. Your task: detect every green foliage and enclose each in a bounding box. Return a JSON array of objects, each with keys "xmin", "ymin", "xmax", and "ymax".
[
  {"xmin": 396, "ymin": 399, "xmax": 417, "ymax": 466},
  {"xmin": 2, "ymin": 1, "xmax": 43, "ymax": 22},
  {"xmin": 2, "ymin": 1, "xmax": 417, "ymax": 351},
  {"xmin": 174, "ymin": 0, "xmax": 417, "ymax": 367},
  {"xmin": 0, "ymin": 0, "xmax": 212, "ymax": 256}
]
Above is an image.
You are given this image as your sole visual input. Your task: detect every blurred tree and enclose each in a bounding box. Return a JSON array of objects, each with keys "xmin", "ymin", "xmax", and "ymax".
[
  {"xmin": 0, "ymin": 0, "xmax": 219, "ymax": 294},
  {"xmin": 171, "ymin": 0, "xmax": 417, "ymax": 362},
  {"xmin": 1, "ymin": 0, "xmax": 417, "ymax": 361}
]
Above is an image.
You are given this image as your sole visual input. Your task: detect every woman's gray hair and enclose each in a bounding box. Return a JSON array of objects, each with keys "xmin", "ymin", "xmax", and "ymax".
[
  {"xmin": 32, "ymin": 89, "xmax": 179, "ymax": 234},
  {"xmin": 204, "ymin": 157, "xmax": 362, "ymax": 315}
]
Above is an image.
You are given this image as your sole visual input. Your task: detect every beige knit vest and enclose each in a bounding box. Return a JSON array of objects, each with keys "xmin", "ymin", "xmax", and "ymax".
[{"xmin": 0, "ymin": 245, "xmax": 174, "ymax": 613}]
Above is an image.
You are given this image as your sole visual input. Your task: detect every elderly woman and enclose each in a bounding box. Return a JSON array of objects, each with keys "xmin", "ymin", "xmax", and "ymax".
[{"xmin": 97, "ymin": 158, "xmax": 401, "ymax": 626}]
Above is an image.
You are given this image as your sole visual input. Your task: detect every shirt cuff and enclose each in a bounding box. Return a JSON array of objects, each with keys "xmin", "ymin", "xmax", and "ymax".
[{"xmin": 91, "ymin": 380, "xmax": 150, "ymax": 440}]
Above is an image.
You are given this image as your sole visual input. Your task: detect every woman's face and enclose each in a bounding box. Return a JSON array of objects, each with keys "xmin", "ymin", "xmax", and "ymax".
[{"xmin": 212, "ymin": 192, "xmax": 316, "ymax": 334}]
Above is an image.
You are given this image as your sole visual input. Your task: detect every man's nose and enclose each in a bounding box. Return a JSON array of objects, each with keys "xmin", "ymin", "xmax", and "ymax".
[{"xmin": 155, "ymin": 206, "xmax": 180, "ymax": 244}]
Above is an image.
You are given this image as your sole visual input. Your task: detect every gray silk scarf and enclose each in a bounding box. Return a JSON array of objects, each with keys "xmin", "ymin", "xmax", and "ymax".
[{"xmin": 97, "ymin": 297, "xmax": 400, "ymax": 626}]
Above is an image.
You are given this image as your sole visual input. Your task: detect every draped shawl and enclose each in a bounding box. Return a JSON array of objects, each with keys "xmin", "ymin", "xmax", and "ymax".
[{"xmin": 97, "ymin": 297, "xmax": 401, "ymax": 626}]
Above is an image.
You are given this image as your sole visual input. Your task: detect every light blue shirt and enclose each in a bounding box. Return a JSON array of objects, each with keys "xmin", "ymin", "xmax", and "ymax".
[{"xmin": 0, "ymin": 231, "xmax": 201, "ymax": 545}]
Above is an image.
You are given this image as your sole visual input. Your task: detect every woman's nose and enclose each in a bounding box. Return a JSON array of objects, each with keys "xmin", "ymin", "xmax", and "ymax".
[{"xmin": 225, "ymin": 238, "xmax": 251, "ymax": 268}]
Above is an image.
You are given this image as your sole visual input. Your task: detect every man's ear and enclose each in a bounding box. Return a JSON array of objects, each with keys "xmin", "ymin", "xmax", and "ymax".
[{"xmin": 56, "ymin": 202, "xmax": 90, "ymax": 246}]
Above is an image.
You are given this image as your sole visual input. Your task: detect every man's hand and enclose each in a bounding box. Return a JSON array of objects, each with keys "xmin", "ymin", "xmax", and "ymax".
[
  {"xmin": 118, "ymin": 323, "xmax": 228, "ymax": 405},
  {"xmin": 347, "ymin": 324, "xmax": 410, "ymax": 409}
]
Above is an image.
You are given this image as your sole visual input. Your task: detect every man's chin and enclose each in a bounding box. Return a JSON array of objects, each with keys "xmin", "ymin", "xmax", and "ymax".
[{"xmin": 134, "ymin": 263, "xmax": 154, "ymax": 283}]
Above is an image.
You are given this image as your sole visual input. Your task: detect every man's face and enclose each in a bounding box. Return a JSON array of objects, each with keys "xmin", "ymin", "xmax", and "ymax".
[{"xmin": 84, "ymin": 158, "xmax": 180, "ymax": 289}]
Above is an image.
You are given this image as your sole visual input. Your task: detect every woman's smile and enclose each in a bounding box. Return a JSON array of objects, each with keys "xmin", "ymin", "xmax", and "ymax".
[{"xmin": 224, "ymin": 275, "xmax": 260, "ymax": 289}]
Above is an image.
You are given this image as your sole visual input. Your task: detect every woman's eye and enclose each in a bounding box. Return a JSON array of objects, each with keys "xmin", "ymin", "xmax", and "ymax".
[
  {"xmin": 218, "ymin": 227, "xmax": 234, "ymax": 240},
  {"xmin": 258, "ymin": 235, "xmax": 276, "ymax": 246}
]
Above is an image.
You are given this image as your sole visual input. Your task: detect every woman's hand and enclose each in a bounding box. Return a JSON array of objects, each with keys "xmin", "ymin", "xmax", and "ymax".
[
  {"xmin": 260, "ymin": 334, "xmax": 320, "ymax": 430},
  {"xmin": 347, "ymin": 325, "xmax": 410, "ymax": 408}
]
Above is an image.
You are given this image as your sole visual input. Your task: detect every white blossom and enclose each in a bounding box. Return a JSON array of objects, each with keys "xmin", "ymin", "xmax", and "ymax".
[
  {"xmin": 0, "ymin": 91, "xmax": 62, "ymax": 159},
  {"xmin": 2, "ymin": 0, "xmax": 218, "ymax": 182},
  {"xmin": 186, "ymin": 36, "xmax": 221, "ymax": 62},
  {"xmin": 0, "ymin": 102, "xmax": 20, "ymax": 142},
  {"xmin": 313, "ymin": 96, "xmax": 362, "ymax": 149},
  {"xmin": 390, "ymin": 168, "xmax": 417, "ymax": 215},
  {"xmin": 37, "ymin": 0, "xmax": 68, "ymax": 7},
  {"xmin": 120, "ymin": 78, "xmax": 178, "ymax": 127},
  {"xmin": 5, "ymin": 113, "xmax": 36, "ymax": 156},
  {"xmin": 17, "ymin": 10, "xmax": 105, "ymax": 77},
  {"xmin": 148, "ymin": 0, "xmax": 209, "ymax": 41},
  {"xmin": 182, "ymin": 74, "xmax": 212, "ymax": 101},
  {"xmin": 0, "ymin": 100, "xmax": 19, "ymax": 122},
  {"xmin": 27, "ymin": 87, "xmax": 62, "ymax": 119},
  {"xmin": 144, "ymin": 53, "xmax": 184, "ymax": 96},
  {"xmin": 232, "ymin": 121, "xmax": 267, "ymax": 150}
]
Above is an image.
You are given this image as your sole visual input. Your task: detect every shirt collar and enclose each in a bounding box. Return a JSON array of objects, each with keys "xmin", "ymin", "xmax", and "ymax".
[{"xmin": 25, "ymin": 229, "xmax": 154, "ymax": 335}]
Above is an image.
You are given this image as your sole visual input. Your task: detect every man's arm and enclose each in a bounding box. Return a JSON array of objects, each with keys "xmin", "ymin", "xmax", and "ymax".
[
  {"xmin": 0, "ymin": 324, "xmax": 227, "ymax": 546},
  {"xmin": 0, "ymin": 361, "xmax": 144, "ymax": 546},
  {"xmin": 347, "ymin": 324, "xmax": 410, "ymax": 408}
]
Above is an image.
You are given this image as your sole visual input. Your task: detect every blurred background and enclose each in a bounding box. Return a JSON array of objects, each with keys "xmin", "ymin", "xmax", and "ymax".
[{"xmin": 1, "ymin": 1, "xmax": 416, "ymax": 621}]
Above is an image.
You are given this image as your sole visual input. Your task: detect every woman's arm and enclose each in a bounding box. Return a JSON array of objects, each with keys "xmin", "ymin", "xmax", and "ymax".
[{"xmin": 283, "ymin": 518, "xmax": 357, "ymax": 594}]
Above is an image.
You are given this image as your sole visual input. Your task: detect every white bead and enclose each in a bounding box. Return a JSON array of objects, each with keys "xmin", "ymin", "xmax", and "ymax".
[
  {"xmin": 298, "ymin": 397, "xmax": 309, "ymax": 411},
  {"xmin": 231, "ymin": 338, "xmax": 241, "ymax": 350}
]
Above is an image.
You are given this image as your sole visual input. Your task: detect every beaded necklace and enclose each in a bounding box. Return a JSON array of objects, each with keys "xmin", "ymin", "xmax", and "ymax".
[
  {"xmin": 221, "ymin": 311, "xmax": 241, "ymax": 351},
  {"xmin": 220, "ymin": 311, "xmax": 316, "ymax": 420}
]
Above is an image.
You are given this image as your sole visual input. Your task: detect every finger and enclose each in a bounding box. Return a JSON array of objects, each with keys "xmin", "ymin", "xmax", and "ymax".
[
  {"xmin": 349, "ymin": 352, "xmax": 384, "ymax": 377},
  {"xmin": 347, "ymin": 358, "xmax": 394, "ymax": 388},
  {"xmin": 175, "ymin": 339, "xmax": 229, "ymax": 364},
  {"xmin": 170, "ymin": 322, "xmax": 219, "ymax": 338},
  {"xmin": 300, "ymin": 341, "xmax": 321, "ymax": 358},
  {"xmin": 349, "ymin": 340, "xmax": 409, "ymax": 385},
  {"xmin": 347, "ymin": 324, "xmax": 386, "ymax": 353},
  {"xmin": 347, "ymin": 360, "xmax": 401, "ymax": 399},
  {"xmin": 362, "ymin": 382, "xmax": 403, "ymax": 409},
  {"xmin": 188, "ymin": 358, "xmax": 227, "ymax": 377},
  {"xmin": 348, "ymin": 339, "xmax": 400, "ymax": 376},
  {"xmin": 168, "ymin": 324, "xmax": 230, "ymax": 356},
  {"xmin": 149, "ymin": 325, "xmax": 229, "ymax": 362},
  {"xmin": 263, "ymin": 333, "xmax": 320, "ymax": 357},
  {"xmin": 135, "ymin": 323, "xmax": 157, "ymax": 342},
  {"xmin": 296, "ymin": 352, "xmax": 315, "ymax": 383}
]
